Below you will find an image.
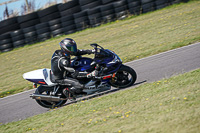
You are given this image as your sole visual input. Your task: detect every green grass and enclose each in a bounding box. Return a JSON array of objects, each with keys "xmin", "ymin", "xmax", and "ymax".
[
  {"xmin": 0, "ymin": 68, "xmax": 199, "ymax": 133},
  {"xmin": 0, "ymin": 1, "xmax": 200, "ymax": 98}
]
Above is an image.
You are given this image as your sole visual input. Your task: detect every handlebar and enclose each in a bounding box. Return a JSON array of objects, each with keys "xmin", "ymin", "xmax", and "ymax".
[{"xmin": 90, "ymin": 43, "xmax": 104, "ymax": 50}]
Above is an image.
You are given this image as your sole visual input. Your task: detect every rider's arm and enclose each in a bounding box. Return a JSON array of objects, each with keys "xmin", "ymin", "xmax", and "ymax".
[
  {"xmin": 59, "ymin": 58, "xmax": 88, "ymax": 78},
  {"xmin": 75, "ymin": 49, "xmax": 94, "ymax": 56}
]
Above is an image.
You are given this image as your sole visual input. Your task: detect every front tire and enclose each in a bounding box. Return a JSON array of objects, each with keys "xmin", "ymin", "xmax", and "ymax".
[
  {"xmin": 35, "ymin": 86, "xmax": 67, "ymax": 108},
  {"xmin": 109, "ymin": 65, "xmax": 137, "ymax": 88}
]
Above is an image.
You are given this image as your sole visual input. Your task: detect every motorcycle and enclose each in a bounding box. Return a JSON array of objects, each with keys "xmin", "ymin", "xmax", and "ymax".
[{"xmin": 23, "ymin": 44, "xmax": 137, "ymax": 108}]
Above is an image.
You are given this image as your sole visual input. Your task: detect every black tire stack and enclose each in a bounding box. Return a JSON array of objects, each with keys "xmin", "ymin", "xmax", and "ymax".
[
  {"xmin": 74, "ymin": 10, "xmax": 89, "ymax": 31},
  {"xmin": 11, "ymin": 29, "xmax": 25, "ymax": 48},
  {"xmin": 37, "ymin": 4, "xmax": 61, "ymax": 39},
  {"xmin": 59, "ymin": 0, "xmax": 80, "ymax": 17},
  {"xmin": 87, "ymin": 6, "xmax": 102, "ymax": 27},
  {"xmin": 113, "ymin": 0, "xmax": 128, "ymax": 20},
  {"xmin": 141, "ymin": 0, "xmax": 156, "ymax": 13},
  {"xmin": 38, "ymin": 4, "xmax": 61, "ymax": 23},
  {"xmin": 100, "ymin": 3, "xmax": 115, "ymax": 23},
  {"xmin": 155, "ymin": 0, "xmax": 169, "ymax": 10},
  {"xmin": 17, "ymin": 12, "xmax": 40, "ymax": 45},
  {"xmin": 35, "ymin": 22, "xmax": 51, "ymax": 42},
  {"xmin": 169, "ymin": 0, "xmax": 183, "ymax": 4},
  {"xmin": 101, "ymin": 0, "xmax": 115, "ymax": 5},
  {"xmin": 0, "ymin": 17, "xmax": 19, "ymax": 35},
  {"xmin": 49, "ymin": 18, "xmax": 63, "ymax": 37},
  {"xmin": 0, "ymin": 33, "xmax": 13, "ymax": 52},
  {"xmin": 80, "ymin": 0, "xmax": 102, "ymax": 11},
  {"xmin": 18, "ymin": 12, "xmax": 40, "ymax": 29},
  {"xmin": 23, "ymin": 26, "xmax": 37, "ymax": 44},
  {"xmin": 127, "ymin": 0, "xmax": 141, "ymax": 15},
  {"xmin": 58, "ymin": 0, "xmax": 80, "ymax": 35},
  {"xmin": 61, "ymin": 15, "xmax": 76, "ymax": 35}
]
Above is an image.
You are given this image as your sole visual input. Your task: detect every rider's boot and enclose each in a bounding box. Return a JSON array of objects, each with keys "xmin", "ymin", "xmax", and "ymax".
[
  {"xmin": 70, "ymin": 87, "xmax": 87, "ymax": 95},
  {"xmin": 63, "ymin": 88, "xmax": 76, "ymax": 100},
  {"xmin": 84, "ymin": 80, "xmax": 97, "ymax": 89}
]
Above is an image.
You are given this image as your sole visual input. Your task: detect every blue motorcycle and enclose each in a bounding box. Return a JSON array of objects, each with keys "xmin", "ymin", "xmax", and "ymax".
[{"xmin": 23, "ymin": 44, "xmax": 137, "ymax": 108}]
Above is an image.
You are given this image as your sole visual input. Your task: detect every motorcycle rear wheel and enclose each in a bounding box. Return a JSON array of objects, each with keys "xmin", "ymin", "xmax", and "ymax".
[
  {"xmin": 109, "ymin": 65, "xmax": 137, "ymax": 88},
  {"xmin": 35, "ymin": 86, "xmax": 67, "ymax": 108}
]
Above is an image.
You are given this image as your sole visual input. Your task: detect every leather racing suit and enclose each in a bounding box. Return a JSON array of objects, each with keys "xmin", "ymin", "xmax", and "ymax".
[{"xmin": 51, "ymin": 49, "xmax": 93, "ymax": 92}]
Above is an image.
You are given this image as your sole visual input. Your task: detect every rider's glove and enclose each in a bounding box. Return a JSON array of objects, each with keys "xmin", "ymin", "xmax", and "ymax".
[
  {"xmin": 71, "ymin": 70, "xmax": 88, "ymax": 78},
  {"xmin": 87, "ymin": 70, "xmax": 98, "ymax": 78},
  {"xmin": 91, "ymin": 49, "xmax": 96, "ymax": 53}
]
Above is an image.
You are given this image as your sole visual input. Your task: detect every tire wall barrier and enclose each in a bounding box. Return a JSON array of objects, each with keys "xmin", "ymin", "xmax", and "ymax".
[{"xmin": 0, "ymin": 0, "xmax": 189, "ymax": 52}]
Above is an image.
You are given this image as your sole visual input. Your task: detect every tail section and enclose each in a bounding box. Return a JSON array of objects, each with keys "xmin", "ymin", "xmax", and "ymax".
[{"xmin": 23, "ymin": 68, "xmax": 56, "ymax": 86}]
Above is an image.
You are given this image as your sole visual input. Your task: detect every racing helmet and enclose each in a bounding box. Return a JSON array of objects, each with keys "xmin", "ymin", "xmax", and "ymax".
[{"xmin": 59, "ymin": 38, "xmax": 77, "ymax": 56}]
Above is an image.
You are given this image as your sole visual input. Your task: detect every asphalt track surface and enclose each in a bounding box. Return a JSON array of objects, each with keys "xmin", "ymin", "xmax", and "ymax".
[{"xmin": 0, "ymin": 42, "xmax": 200, "ymax": 124}]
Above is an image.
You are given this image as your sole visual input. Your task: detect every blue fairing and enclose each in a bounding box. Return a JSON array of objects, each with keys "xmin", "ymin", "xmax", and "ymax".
[
  {"xmin": 71, "ymin": 49, "xmax": 122, "ymax": 75},
  {"xmin": 71, "ymin": 57, "xmax": 122, "ymax": 74},
  {"xmin": 71, "ymin": 57, "xmax": 93, "ymax": 72}
]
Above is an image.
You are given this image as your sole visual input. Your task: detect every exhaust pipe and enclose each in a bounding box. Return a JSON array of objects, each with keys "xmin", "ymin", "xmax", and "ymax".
[{"xmin": 30, "ymin": 94, "xmax": 67, "ymax": 102}]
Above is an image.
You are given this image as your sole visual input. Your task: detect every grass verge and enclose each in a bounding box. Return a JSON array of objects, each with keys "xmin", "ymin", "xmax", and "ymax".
[
  {"xmin": 0, "ymin": 68, "xmax": 200, "ymax": 132},
  {"xmin": 0, "ymin": 1, "xmax": 200, "ymax": 98}
]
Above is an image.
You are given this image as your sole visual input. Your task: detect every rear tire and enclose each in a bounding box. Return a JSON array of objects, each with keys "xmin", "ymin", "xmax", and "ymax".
[
  {"xmin": 35, "ymin": 86, "xmax": 67, "ymax": 108},
  {"xmin": 109, "ymin": 65, "xmax": 137, "ymax": 88}
]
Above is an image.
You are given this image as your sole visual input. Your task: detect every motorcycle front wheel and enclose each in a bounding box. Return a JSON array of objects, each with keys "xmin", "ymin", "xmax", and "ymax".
[
  {"xmin": 109, "ymin": 65, "xmax": 137, "ymax": 88},
  {"xmin": 35, "ymin": 86, "xmax": 67, "ymax": 108}
]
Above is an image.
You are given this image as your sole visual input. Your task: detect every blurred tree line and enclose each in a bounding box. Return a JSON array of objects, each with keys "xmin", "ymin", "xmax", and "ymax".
[{"xmin": 0, "ymin": 0, "xmax": 69, "ymax": 20}]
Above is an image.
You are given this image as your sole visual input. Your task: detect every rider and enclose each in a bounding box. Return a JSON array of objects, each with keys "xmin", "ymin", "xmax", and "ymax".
[{"xmin": 51, "ymin": 38, "xmax": 97, "ymax": 94}]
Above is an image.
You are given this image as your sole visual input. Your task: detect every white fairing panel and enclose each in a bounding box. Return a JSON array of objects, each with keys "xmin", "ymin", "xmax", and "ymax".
[
  {"xmin": 23, "ymin": 69, "xmax": 44, "ymax": 80},
  {"xmin": 23, "ymin": 68, "xmax": 56, "ymax": 86}
]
